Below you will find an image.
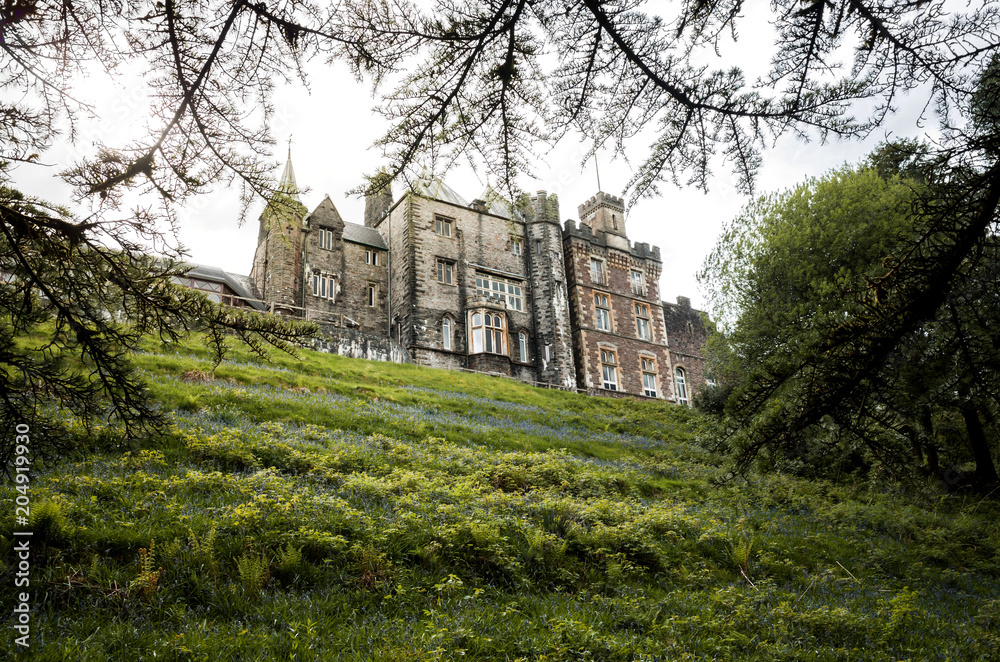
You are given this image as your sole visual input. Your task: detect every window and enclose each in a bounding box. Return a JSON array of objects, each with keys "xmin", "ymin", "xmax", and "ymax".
[
  {"xmin": 318, "ymin": 228, "xmax": 333, "ymax": 250},
  {"xmin": 367, "ymin": 283, "xmax": 378, "ymax": 307},
  {"xmin": 675, "ymin": 367, "xmax": 689, "ymax": 406},
  {"xmin": 635, "ymin": 303, "xmax": 651, "ymax": 340},
  {"xmin": 443, "ymin": 318, "xmax": 452, "ymax": 350},
  {"xmin": 435, "ymin": 215, "xmax": 453, "ymax": 237},
  {"xmin": 590, "ymin": 257, "xmax": 605, "ymax": 284},
  {"xmin": 475, "ymin": 273, "xmax": 523, "ymax": 311},
  {"xmin": 311, "ymin": 273, "xmax": 336, "ymax": 301},
  {"xmin": 365, "ymin": 250, "xmax": 379, "ymax": 265},
  {"xmin": 470, "ymin": 311, "xmax": 506, "ymax": 355},
  {"xmin": 535, "ymin": 239, "xmax": 542, "ymax": 254},
  {"xmin": 600, "ymin": 349, "xmax": 618, "ymax": 391},
  {"xmin": 595, "ymin": 293, "xmax": 610, "ymax": 332},
  {"xmin": 641, "ymin": 357, "xmax": 657, "ymax": 397},
  {"xmin": 436, "ymin": 259, "xmax": 454, "ymax": 285},
  {"xmin": 631, "ymin": 270, "xmax": 645, "ymax": 295},
  {"xmin": 511, "ymin": 237, "xmax": 522, "ymax": 256},
  {"xmin": 612, "ymin": 214, "xmax": 619, "ymax": 231},
  {"xmin": 518, "ymin": 331, "xmax": 528, "ymax": 362},
  {"xmin": 544, "ymin": 345, "xmax": 550, "ymax": 362}
]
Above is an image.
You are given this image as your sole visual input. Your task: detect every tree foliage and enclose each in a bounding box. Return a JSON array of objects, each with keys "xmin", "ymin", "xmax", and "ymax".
[
  {"xmin": 701, "ymin": 151, "xmax": 1000, "ymax": 486},
  {"xmin": 0, "ymin": 181, "xmax": 317, "ymax": 471},
  {"xmin": 2, "ymin": 1, "xmax": 998, "ymax": 201}
]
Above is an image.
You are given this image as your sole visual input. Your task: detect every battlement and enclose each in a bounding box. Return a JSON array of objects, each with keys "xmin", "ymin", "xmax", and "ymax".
[
  {"xmin": 563, "ymin": 219, "xmax": 611, "ymax": 247},
  {"xmin": 630, "ymin": 241, "xmax": 661, "ymax": 262},
  {"xmin": 528, "ymin": 191, "xmax": 560, "ymax": 224},
  {"xmin": 577, "ymin": 191, "xmax": 625, "ymax": 217}
]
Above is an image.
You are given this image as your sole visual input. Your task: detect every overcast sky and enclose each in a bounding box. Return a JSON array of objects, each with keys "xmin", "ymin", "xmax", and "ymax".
[{"xmin": 8, "ymin": 4, "xmax": 936, "ymax": 313}]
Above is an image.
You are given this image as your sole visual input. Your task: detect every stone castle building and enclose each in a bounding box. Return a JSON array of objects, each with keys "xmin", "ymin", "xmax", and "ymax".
[{"xmin": 247, "ymin": 153, "xmax": 710, "ymax": 404}]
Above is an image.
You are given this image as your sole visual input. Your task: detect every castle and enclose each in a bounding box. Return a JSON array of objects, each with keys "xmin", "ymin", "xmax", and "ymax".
[{"xmin": 244, "ymin": 153, "xmax": 710, "ymax": 404}]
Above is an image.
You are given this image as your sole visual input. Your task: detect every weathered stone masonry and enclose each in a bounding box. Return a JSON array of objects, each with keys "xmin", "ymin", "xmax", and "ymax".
[{"xmin": 247, "ymin": 156, "xmax": 710, "ymax": 404}]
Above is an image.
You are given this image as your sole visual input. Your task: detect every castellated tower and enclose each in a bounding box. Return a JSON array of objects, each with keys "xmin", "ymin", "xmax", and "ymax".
[
  {"xmin": 525, "ymin": 192, "xmax": 577, "ymax": 389},
  {"xmin": 578, "ymin": 192, "xmax": 629, "ymax": 251},
  {"xmin": 563, "ymin": 191, "xmax": 677, "ymax": 401},
  {"xmin": 250, "ymin": 152, "xmax": 308, "ymax": 315}
]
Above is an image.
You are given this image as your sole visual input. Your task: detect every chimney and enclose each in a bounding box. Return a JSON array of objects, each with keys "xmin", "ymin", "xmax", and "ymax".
[{"xmin": 364, "ymin": 171, "xmax": 393, "ymax": 228}]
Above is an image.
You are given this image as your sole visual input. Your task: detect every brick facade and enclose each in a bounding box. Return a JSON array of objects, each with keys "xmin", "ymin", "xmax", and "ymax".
[
  {"xmin": 563, "ymin": 193, "xmax": 678, "ymax": 401},
  {"xmin": 249, "ymin": 157, "xmax": 710, "ymax": 404}
]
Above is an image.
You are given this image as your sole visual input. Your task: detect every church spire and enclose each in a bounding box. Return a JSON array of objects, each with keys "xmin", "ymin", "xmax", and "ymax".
[{"xmin": 278, "ymin": 140, "xmax": 299, "ymax": 200}]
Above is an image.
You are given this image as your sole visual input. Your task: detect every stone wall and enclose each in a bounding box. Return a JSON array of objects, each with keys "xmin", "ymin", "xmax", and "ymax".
[
  {"xmin": 662, "ymin": 297, "xmax": 710, "ymax": 404},
  {"xmin": 300, "ymin": 198, "xmax": 389, "ymax": 333},
  {"xmin": 382, "ymin": 190, "xmax": 576, "ymax": 388},
  {"xmin": 525, "ymin": 193, "xmax": 577, "ymax": 389},
  {"xmin": 310, "ymin": 324, "xmax": 411, "ymax": 364}
]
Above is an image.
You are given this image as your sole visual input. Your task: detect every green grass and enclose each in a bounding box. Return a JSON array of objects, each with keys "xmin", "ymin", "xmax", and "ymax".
[{"xmin": 2, "ymin": 337, "xmax": 999, "ymax": 660}]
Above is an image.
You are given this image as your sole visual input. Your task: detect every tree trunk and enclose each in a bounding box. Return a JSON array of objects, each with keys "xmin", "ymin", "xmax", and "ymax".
[
  {"xmin": 961, "ymin": 403, "xmax": 998, "ymax": 485},
  {"xmin": 903, "ymin": 423, "xmax": 924, "ymax": 467},
  {"xmin": 920, "ymin": 407, "xmax": 939, "ymax": 474}
]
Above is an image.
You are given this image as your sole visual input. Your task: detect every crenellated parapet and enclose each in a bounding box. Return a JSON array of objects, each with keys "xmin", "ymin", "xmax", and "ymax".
[
  {"xmin": 577, "ymin": 192, "xmax": 626, "ymax": 217},
  {"xmin": 630, "ymin": 241, "xmax": 661, "ymax": 262},
  {"xmin": 523, "ymin": 190, "xmax": 559, "ymax": 226}
]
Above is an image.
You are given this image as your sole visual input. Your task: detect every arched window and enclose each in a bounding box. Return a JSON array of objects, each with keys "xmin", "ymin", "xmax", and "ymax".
[
  {"xmin": 675, "ymin": 367, "xmax": 689, "ymax": 406},
  {"xmin": 442, "ymin": 318, "xmax": 452, "ymax": 351},
  {"xmin": 518, "ymin": 331, "xmax": 528, "ymax": 362},
  {"xmin": 470, "ymin": 312, "xmax": 506, "ymax": 355}
]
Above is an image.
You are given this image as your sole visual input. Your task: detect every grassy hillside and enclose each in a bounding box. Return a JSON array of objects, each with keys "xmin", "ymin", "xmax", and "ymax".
[{"xmin": 3, "ymin": 340, "xmax": 1000, "ymax": 661}]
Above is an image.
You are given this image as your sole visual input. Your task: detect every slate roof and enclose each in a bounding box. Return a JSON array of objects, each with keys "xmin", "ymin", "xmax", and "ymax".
[
  {"xmin": 342, "ymin": 222, "xmax": 388, "ymax": 250},
  {"xmin": 182, "ymin": 263, "xmax": 266, "ymax": 310},
  {"xmin": 411, "ymin": 173, "xmax": 470, "ymax": 208},
  {"xmin": 479, "ymin": 186, "xmax": 526, "ymax": 221}
]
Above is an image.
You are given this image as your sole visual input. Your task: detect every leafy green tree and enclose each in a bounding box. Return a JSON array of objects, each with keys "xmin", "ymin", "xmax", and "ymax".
[
  {"xmin": 701, "ymin": 166, "xmax": 917, "ymax": 471},
  {"xmin": 701, "ymin": 152, "xmax": 1000, "ymax": 485}
]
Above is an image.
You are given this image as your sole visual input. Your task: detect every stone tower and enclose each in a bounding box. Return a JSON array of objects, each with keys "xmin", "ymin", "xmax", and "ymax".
[
  {"xmin": 525, "ymin": 191, "xmax": 577, "ymax": 389},
  {"xmin": 563, "ymin": 191, "xmax": 676, "ymax": 400},
  {"xmin": 250, "ymin": 149, "xmax": 308, "ymax": 314},
  {"xmin": 578, "ymin": 192, "xmax": 629, "ymax": 251}
]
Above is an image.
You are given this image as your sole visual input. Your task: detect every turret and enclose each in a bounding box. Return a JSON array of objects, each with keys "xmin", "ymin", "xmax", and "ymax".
[
  {"xmin": 526, "ymin": 191, "xmax": 576, "ymax": 389},
  {"xmin": 250, "ymin": 148, "xmax": 308, "ymax": 315},
  {"xmin": 578, "ymin": 192, "xmax": 629, "ymax": 251}
]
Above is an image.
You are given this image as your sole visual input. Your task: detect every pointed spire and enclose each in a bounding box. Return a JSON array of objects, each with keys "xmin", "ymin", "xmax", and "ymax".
[{"xmin": 278, "ymin": 140, "xmax": 299, "ymax": 200}]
